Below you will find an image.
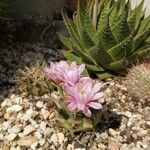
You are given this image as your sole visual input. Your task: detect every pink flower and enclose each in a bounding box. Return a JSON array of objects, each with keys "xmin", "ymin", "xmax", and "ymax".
[
  {"xmin": 44, "ymin": 61, "xmax": 85, "ymax": 86},
  {"xmin": 65, "ymin": 79, "xmax": 105, "ymax": 117}
]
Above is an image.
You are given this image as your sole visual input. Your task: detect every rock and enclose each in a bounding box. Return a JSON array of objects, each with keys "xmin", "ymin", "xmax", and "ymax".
[
  {"xmin": 8, "ymin": 125, "xmax": 21, "ymax": 134},
  {"xmin": 57, "ymin": 132, "xmax": 65, "ymax": 144},
  {"xmin": 0, "ymin": 133, "xmax": 4, "ymax": 140},
  {"xmin": 5, "ymin": 133, "xmax": 17, "ymax": 141},
  {"xmin": 17, "ymin": 136, "xmax": 38, "ymax": 146},
  {"xmin": 108, "ymin": 142, "xmax": 119, "ymax": 150},
  {"xmin": 30, "ymin": 142, "xmax": 38, "ymax": 149},
  {"xmin": 6, "ymin": 105, "xmax": 23, "ymax": 112},
  {"xmin": 109, "ymin": 129, "xmax": 117, "ymax": 137},
  {"xmin": 41, "ymin": 110, "xmax": 50, "ymax": 120},
  {"xmin": 23, "ymin": 125, "xmax": 36, "ymax": 136},
  {"xmin": 51, "ymin": 133, "xmax": 58, "ymax": 144},
  {"xmin": 44, "ymin": 128, "xmax": 52, "ymax": 137},
  {"xmin": 40, "ymin": 121, "xmax": 47, "ymax": 131},
  {"xmin": 35, "ymin": 131, "xmax": 42, "ymax": 139},
  {"xmin": 2, "ymin": 121, "xmax": 11, "ymax": 130},
  {"xmin": 124, "ymin": 111, "xmax": 132, "ymax": 118},
  {"xmin": 36, "ymin": 101, "xmax": 44, "ymax": 108},
  {"xmin": 49, "ymin": 112, "xmax": 55, "ymax": 119},
  {"xmin": 39, "ymin": 139, "xmax": 46, "ymax": 146}
]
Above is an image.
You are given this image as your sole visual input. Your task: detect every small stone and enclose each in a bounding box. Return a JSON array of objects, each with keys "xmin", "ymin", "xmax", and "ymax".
[
  {"xmin": 49, "ymin": 112, "xmax": 55, "ymax": 119},
  {"xmin": 2, "ymin": 121, "xmax": 11, "ymax": 130},
  {"xmin": 109, "ymin": 129, "xmax": 117, "ymax": 136},
  {"xmin": 39, "ymin": 139, "xmax": 46, "ymax": 146},
  {"xmin": 36, "ymin": 101, "xmax": 43, "ymax": 108},
  {"xmin": 23, "ymin": 125, "xmax": 36, "ymax": 136},
  {"xmin": 108, "ymin": 142, "xmax": 119, "ymax": 150},
  {"xmin": 41, "ymin": 110, "xmax": 50, "ymax": 120},
  {"xmin": 51, "ymin": 133, "xmax": 58, "ymax": 144},
  {"xmin": 124, "ymin": 111, "xmax": 132, "ymax": 118},
  {"xmin": 5, "ymin": 133, "xmax": 17, "ymax": 141},
  {"xmin": 40, "ymin": 121, "xmax": 47, "ymax": 131},
  {"xmin": 57, "ymin": 132, "xmax": 65, "ymax": 144},
  {"xmin": 6, "ymin": 105, "xmax": 22, "ymax": 112},
  {"xmin": 0, "ymin": 134, "xmax": 4, "ymax": 140},
  {"xmin": 35, "ymin": 131, "xmax": 42, "ymax": 139},
  {"xmin": 8, "ymin": 125, "xmax": 21, "ymax": 134},
  {"xmin": 44, "ymin": 128, "xmax": 52, "ymax": 137},
  {"xmin": 30, "ymin": 142, "xmax": 38, "ymax": 149},
  {"xmin": 1, "ymin": 99, "xmax": 8, "ymax": 107},
  {"xmin": 17, "ymin": 136, "xmax": 38, "ymax": 146}
]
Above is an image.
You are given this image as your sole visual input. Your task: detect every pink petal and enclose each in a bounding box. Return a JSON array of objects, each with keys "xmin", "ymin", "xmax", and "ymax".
[
  {"xmin": 68, "ymin": 102, "xmax": 77, "ymax": 111},
  {"xmin": 83, "ymin": 108, "xmax": 91, "ymax": 117},
  {"xmin": 92, "ymin": 92, "xmax": 105, "ymax": 100},
  {"xmin": 88, "ymin": 102, "xmax": 102, "ymax": 109},
  {"xmin": 93, "ymin": 83, "xmax": 103, "ymax": 93},
  {"xmin": 77, "ymin": 103, "xmax": 85, "ymax": 110}
]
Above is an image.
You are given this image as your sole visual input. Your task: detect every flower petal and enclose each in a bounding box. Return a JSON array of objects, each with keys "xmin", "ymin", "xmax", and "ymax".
[
  {"xmin": 78, "ymin": 64, "xmax": 85, "ymax": 74},
  {"xmin": 93, "ymin": 83, "xmax": 103, "ymax": 93},
  {"xmin": 88, "ymin": 102, "xmax": 102, "ymax": 109},
  {"xmin": 92, "ymin": 92, "xmax": 105, "ymax": 100},
  {"xmin": 83, "ymin": 108, "xmax": 91, "ymax": 117},
  {"xmin": 68, "ymin": 102, "xmax": 77, "ymax": 111}
]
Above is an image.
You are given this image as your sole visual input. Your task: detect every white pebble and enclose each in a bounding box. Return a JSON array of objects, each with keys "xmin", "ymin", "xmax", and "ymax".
[
  {"xmin": 40, "ymin": 121, "xmax": 47, "ymax": 131},
  {"xmin": 5, "ymin": 133, "xmax": 17, "ymax": 141},
  {"xmin": 124, "ymin": 111, "xmax": 132, "ymax": 118},
  {"xmin": 30, "ymin": 142, "xmax": 38, "ymax": 150},
  {"xmin": 6, "ymin": 105, "xmax": 22, "ymax": 112},
  {"xmin": 0, "ymin": 134, "xmax": 4, "ymax": 140},
  {"xmin": 57, "ymin": 132, "xmax": 65, "ymax": 144},
  {"xmin": 109, "ymin": 128, "xmax": 117, "ymax": 136},
  {"xmin": 36, "ymin": 101, "xmax": 43, "ymax": 108},
  {"xmin": 8, "ymin": 125, "xmax": 21, "ymax": 134},
  {"xmin": 41, "ymin": 110, "xmax": 50, "ymax": 120},
  {"xmin": 23, "ymin": 125, "xmax": 36, "ymax": 136},
  {"xmin": 44, "ymin": 128, "xmax": 52, "ymax": 137},
  {"xmin": 51, "ymin": 133, "xmax": 58, "ymax": 144},
  {"xmin": 39, "ymin": 139, "xmax": 46, "ymax": 146},
  {"xmin": 2, "ymin": 121, "xmax": 11, "ymax": 130},
  {"xmin": 35, "ymin": 131, "xmax": 42, "ymax": 139}
]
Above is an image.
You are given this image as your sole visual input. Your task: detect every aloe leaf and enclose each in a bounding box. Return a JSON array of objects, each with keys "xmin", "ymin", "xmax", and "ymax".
[
  {"xmin": 109, "ymin": 1, "xmax": 120, "ymax": 28},
  {"xmin": 104, "ymin": 57, "xmax": 127, "ymax": 71},
  {"xmin": 135, "ymin": 0, "xmax": 144, "ymax": 31},
  {"xmin": 108, "ymin": 34, "xmax": 133, "ymax": 60},
  {"xmin": 59, "ymin": 35, "xmax": 72, "ymax": 50},
  {"xmin": 63, "ymin": 51, "xmax": 82, "ymax": 64},
  {"xmin": 96, "ymin": 72, "xmax": 114, "ymax": 79},
  {"xmin": 112, "ymin": 1, "xmax": 131, "ymax": 42},
  {"xmin": 135, "ymin": 47, "xmax": 150, "ymax": 59},
  {"xmin": 89, "ymin": 43, "xmax": 114, "ymax": 65},
  {"xmin": 138, "ymin": 16, "xmax": 150, "ymax": 33},
  {"xmin": 96, "ymin": 0, "xmax": 112, "ymax": 39},
  {"xmin": 100, "ymin": 15, "xmax": 117, "ymax": 50},
  {"xmin": 134, "ymin": 30, "xmax": 150, "ymax": 50}
]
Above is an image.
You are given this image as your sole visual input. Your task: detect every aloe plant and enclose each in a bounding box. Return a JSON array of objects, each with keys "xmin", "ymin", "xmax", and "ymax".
[{"xmin": 60, "ymin": 0, "xmax": 150, "ymax": 79}]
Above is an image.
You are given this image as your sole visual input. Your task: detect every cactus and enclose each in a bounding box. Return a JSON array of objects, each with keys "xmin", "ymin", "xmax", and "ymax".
[
  {"xmin": 20, "ymin": 63, "xmax": 54, "ymax": 96},
  {"xmin": 60, "ymin": 0, "xmax": 150, "ymax": 79},
  {"xmin": 126, "ymin": 62, "xmax": 150, "ymax": 100}
]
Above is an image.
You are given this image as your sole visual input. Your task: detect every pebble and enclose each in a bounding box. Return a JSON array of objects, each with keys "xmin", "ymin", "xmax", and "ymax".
[
  {"xmin": 6, "ymin": 105, "xmax": 23, "ymax": 112},
  {"xmin": 23, "ymin": 125, "xmax": 36, "ymax": 136},
  {"xmin": 109, "ymin": 129, "xmax": 117, "ymax": 136},
  {"xmin": 51, "ymin": 133, "xmax": 58, "ymax": 144},
  {"xmin": 44, "ymin": 128, "xmax": 52, "ymax": 137},
  {"xmin": 41, "ymin": 109, "xmax": 50, "ymax": 120},
  {"xmin": 30, "ymin": 142, "xmax": 38, "ymax": 149},
  {"xmin": 57, "ymin": 132, "xmax": 65, "ymax": 144},
  {"xmin": 8, "ymin": 125, "xmax": 21, "ymax": 134},
  {"xmin": 40, "ymin": 121, "xmax": 47, "ymax": 131},
  {"xmin": 39, "ymin": 139, "xmax": 46, "ymax": 146},
  {"xmin": 36, "ymin": 101, "xmax": 44, "ymax": 108},
  {"xmin": 5, "ymin": 133, "xmax": 17, "ymax": 141}
]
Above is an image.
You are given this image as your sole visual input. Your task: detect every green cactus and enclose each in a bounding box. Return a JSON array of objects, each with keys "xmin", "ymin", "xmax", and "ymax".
[
  {"xmin": 126, "ymin": 62, "xmax": 150, "ymax": 100},
  {"xmin": 60, "ymin": 0, "xmax": 150, "ymax": 79},
  {"xmin": 20, "ymin": 63, "xmax": 54, "ymax": 96}
]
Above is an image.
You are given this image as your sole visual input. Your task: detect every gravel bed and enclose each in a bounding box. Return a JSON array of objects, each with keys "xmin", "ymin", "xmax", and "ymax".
[{"xmin": 0, "ymin": 77, "xmax": 149, "ymax": 150}]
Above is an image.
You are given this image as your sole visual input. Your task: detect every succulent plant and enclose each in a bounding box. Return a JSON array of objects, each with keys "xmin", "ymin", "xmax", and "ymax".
[
  {"xmin": 60, "ymin": 0, "xmax": 150, "ymax": 79},
  {"xmin": 126, "ymin": 62, "xmax": 150, "ymax": 100},
  {"xmin": 20, "ymin": 63, "xmax": 54, "ymax": 96}
]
